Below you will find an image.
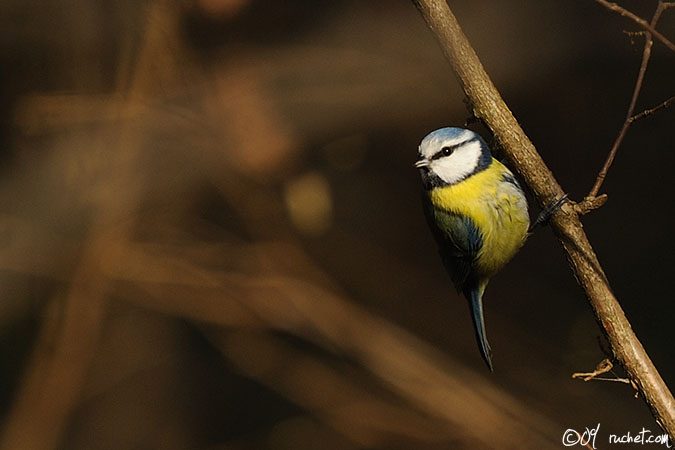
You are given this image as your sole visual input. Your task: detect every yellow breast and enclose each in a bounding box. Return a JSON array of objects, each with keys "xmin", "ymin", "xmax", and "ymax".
[{"xmin": 429, "ymin": 159, "xmax": 529, "ymax": 277}]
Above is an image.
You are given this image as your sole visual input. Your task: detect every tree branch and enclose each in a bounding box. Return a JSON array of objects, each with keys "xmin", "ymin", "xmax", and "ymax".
[
  {"xmin": 630, "ymin": 95, "xmax": 675, "ymax": 122},
  {"xmin": 411, "ymin": 0, "xmax": 675, "ymax": 441},
  {"xmin": 587, "ymin": 0, "xmax": 669, "ymax": 200},
  {"xmin": 591, "ymin": 0, "xmax": 675, "ymax": 52}
]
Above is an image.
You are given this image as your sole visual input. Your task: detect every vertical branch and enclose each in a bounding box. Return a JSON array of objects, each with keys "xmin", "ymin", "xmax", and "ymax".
[{"xmin": 411, "ymin": 0, "xmax": 675, "ymax": 441}]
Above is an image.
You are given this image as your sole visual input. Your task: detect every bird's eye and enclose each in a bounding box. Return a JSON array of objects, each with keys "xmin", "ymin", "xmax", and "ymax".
[{"xmin": 441, "ymin": 146, "xmax": 453, "ymax": 156}]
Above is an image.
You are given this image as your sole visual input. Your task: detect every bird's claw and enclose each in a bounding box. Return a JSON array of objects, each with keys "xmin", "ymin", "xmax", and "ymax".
[{"xmin": 529, "ymin": 194, "xmax": 569, "ymax": 232}]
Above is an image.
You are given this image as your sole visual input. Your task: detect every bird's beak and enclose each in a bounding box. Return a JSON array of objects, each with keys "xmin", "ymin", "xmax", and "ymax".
[{"xmin": 414, "ymin": 159, "xmax": 429, "ymax": 169}]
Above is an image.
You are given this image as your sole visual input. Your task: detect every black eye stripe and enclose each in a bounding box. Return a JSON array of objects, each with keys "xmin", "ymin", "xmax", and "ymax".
[
  {"xmin": 430, "ymin": 146, "xmax": 454, "ymax": 161},
  {"xmin": 430, "ymin": 137, "xmax": 478, "ymax": 161}
]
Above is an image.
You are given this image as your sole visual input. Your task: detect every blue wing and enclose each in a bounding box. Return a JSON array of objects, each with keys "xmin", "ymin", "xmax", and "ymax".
[
  {"xmin": 422, "ymin": 193, "xmax": 482, "ymax": 290},
  {"xmin": 422, "ymin": 192, "xmax": 493, "ymax": 370}
]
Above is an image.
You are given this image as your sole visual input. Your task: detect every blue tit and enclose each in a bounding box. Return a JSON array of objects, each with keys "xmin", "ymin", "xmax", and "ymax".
[{"xmin": 415, "ymin": 127, "xmax": 530, "ymax": 371}]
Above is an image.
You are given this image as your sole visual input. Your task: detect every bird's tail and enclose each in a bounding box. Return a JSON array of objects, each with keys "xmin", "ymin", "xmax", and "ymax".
[{"xmin": 464, "ymin": 281, "xmax": 493, "ymax": 372}]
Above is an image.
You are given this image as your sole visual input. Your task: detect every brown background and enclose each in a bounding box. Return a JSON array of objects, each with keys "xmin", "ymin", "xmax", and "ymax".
[{"xmin": 0, "ymin": 1, "xmax": 673, "ymax": 449}]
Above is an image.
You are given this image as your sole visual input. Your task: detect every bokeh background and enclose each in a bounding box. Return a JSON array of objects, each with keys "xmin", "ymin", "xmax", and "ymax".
[{"xmin": 0, "ymin": 1, "xmax": 673, "ymax": 449}]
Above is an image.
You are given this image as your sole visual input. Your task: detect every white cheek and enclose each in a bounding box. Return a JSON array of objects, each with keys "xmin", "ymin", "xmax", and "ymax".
[{"xmin": 432, "ymin": 143, "xmax": 481, "ymax": 184}]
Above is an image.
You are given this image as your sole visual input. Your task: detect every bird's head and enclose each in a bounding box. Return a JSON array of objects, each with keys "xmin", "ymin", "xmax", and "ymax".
[{"xmin": 415, "ymin": 127, "xmax": 492, "ymax": 188}]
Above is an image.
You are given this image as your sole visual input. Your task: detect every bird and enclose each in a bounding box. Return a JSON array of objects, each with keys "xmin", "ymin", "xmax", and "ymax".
[{"xmin": 415, "ymin": 127, "xmax": 530, "ymax": 371}]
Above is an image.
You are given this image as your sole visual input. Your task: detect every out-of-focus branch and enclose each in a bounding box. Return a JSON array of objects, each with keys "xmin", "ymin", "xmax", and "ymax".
[
  {"xmin": 205, "ymin": 329, "xmax": 454, "ymax": 447},
  {"xmin": 591, "ymin": 0, "xmax": 675, "ymax": 52},
  {"xmin": 586, "ymin": 0, "xmax": 670, "ymax": 201},
  {"xmin": 108, "ymin": 241, "xmax": 562, "ymax": 449},
  {"xmin": 0, "ymin": 2, "xmax": 182, "ymax": 449},
  {"xmin": 0, "ymin": 218, "xmax": 564, "ymax": 448},
  {"xmin": 0, "ymin": 232, "xmax": 114, "ymax": 450},
  {"xmin": 411, "ymin": 0, "xmax": 675, "ymax": 441}
]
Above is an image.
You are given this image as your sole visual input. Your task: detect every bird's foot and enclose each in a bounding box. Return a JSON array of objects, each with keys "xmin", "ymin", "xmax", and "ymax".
[{"xmin": 529, "ymin": 194, "xmax": 569, "ymax": 232}]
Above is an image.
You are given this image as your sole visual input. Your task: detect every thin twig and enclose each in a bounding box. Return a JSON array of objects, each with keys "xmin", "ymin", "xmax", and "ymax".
[
  {"xmin": 574, "ymin": 194, "xmax": 608, "ymax": 215},
  {"xmin": 586, "ymin": 0, "xmax": 671, "ymax": 200},
  {"xmin": 572, "ymin": 358, "xmax": 637, "ymax": 394},
  {"xmin": 591, "ymin": 0, "xmax": 675, "ymax": 52},
  {"xmin": 572, "ymin": 358, "xmax": 614, "ymax": 381},
  {"xmin": 411, "ymin": 0, "xmax": 675, "ymax": 442},
  {"xmin": 629, "ymin": 95, "xmax": 675, "ymax": 122}
]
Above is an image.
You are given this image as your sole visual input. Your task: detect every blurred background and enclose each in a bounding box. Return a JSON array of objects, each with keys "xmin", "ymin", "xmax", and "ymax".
[{"xmin": 0, "ymin": 0, "xmax": 673, "ymax": 449}]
